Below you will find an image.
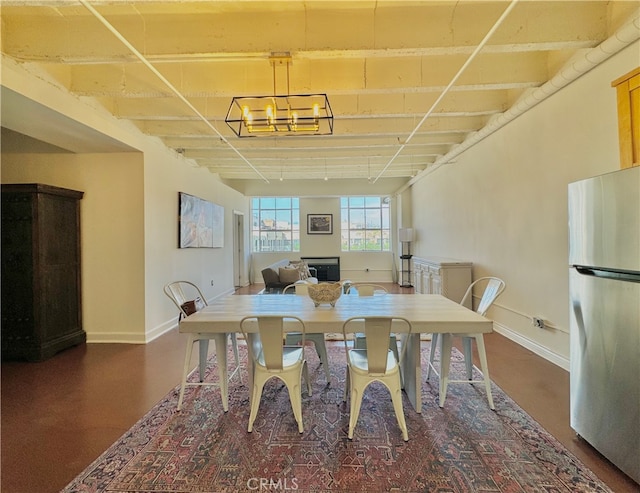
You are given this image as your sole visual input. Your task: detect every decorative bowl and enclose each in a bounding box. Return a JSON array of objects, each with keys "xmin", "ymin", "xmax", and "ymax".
[{"xmin": 307, "ymin": 282, "xmax": 342, "ymax": 307}]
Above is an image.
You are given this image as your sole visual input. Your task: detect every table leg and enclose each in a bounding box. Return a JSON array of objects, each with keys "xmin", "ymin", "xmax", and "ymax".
[
  {"xmin": 213, "ymin": 333, "xmax": 229, "ymax": 412},
  {"xmin": 439, "ymin": 333, "xmax": 454, "ymax": 408},
  {"xmin": 246, "ymin": 333, "xmax": 256, "ymax": 407},
  {"xmin": 198, "ymin": 339, "xmax": 210, "ymax": 381},
  {"xmin": 401, "ymin": 333, "xmax": 422, "ymax": 413},
  {"xmin": 177, "ymin": 333, "xmax": 196, "ymax": 411}
]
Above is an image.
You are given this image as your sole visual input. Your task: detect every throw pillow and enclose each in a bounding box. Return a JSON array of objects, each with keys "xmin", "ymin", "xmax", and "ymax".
[
  {"xmin": 279, "ymin": 266, "xmax": 301, "ymax": 284},
  {"xmin": 290, "ymin": 260, "xmax": 312, "ymax": 280},
  {"xmin": 261, "ymin": 267, "xmax": 280, "ymax": 286},
  {"xmin": 180, "ymin": 296, "xmax": 205, "ymax": 316}
]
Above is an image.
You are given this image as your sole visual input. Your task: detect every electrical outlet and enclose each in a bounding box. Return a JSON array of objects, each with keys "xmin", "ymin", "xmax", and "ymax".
[{"xmin": 533, "ymin": 317, "xmax": 545, "ymax": 329}]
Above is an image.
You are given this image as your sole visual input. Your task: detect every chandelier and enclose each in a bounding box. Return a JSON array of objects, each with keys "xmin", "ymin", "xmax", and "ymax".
[{"xmin": 225, "ymin": 54, "xmax": 333, "ymax": 138}]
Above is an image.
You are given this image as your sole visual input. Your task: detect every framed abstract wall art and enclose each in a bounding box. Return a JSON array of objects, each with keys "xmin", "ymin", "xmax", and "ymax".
[{"xmin": 178, "ymin": 192, "xmax": 224, "ymax": 248}]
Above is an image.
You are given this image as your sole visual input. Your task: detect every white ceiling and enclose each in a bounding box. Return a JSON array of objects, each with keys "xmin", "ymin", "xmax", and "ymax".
[{"xmin": 1, "ymin": 1, "xmax": 638, "ymax": 189}]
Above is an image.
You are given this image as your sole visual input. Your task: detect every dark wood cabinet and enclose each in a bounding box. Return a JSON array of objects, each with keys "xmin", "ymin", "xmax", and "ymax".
[
  {"xmin": 1, "ymin": 184, "xmax": 85, "ymax": 361},
  {"xmin": 301, "ymin": 256, "xmax": 340, "ymax": 282}
]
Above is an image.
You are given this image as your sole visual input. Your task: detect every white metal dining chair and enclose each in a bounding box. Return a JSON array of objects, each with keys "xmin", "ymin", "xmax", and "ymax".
[
  {"xmin": 282, "ymin": 283, "xmax": 331, "ymax": 382},
  {"xmin": 240, "ymin": 315, "xmax": 312, "ymax": 433},
  {"xmin": 342, "ymin": 316, "xmax": 411, "ymax": 441},
  {"xmin": 164, "ymin": 281, "xmax": 241, "ymax": 412},
  {"xmin": 346, "ymin": 284, "xmax": 400, "ymax": 363},
  {"xmin": 427, "ymin": 276, "xmax": 506, "ymax": 409}
]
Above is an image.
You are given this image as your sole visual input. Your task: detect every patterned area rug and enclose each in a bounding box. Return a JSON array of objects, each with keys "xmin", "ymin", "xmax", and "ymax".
[{"xmin": 62, "ymin": 342, "xmax": 611, "ymax": 493}]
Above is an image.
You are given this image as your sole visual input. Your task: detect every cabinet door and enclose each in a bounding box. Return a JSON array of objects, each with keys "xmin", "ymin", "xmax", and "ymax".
[
  {"xmin": 414, "ymin": 265, "xmax": 424, "ymax": 293},
  {"xmin": 613, "ymin": 68, "xmax": 640, "ymax": 168},
  {"xmin": 1, "ymin": 193, "xmax": 36, "ymax": 347},
  {"xmin": 420, "ymin": 269, "xmax": 427, "ymax": 293},
  {"xmin": 38, "ymin": 193, "xmax": 83, "ymax": 339},
  {"xmin": 429, "ymin": 267, "xmax": 442, "ymax": 294}
]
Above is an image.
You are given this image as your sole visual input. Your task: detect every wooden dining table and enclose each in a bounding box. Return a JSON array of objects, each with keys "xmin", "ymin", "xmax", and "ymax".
[{"xmin": 179, "ymin": 292, "xmax": 493, "ymax": 413}]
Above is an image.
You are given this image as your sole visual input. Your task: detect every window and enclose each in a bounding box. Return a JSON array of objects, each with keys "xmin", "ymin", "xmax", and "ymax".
[
  {"xmin": 251, "ymin": 197, "xmax": 300, "ymax": 252},
  {"xmin": 341, "ymin": 196, "xmax": 390, "ymax": 251}
]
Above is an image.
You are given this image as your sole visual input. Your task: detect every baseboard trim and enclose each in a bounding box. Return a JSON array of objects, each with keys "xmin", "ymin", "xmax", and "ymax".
[
  {"xmin": 493, "ymin": 322, "xmax": 569, "ymax": 371},
  {"xmin": 86, "ymin": 332, "xmax": 148, "ymax": 344},
  {"xmin": 145, "ymin": 320, "xmax": 177, "ymax": 343}
]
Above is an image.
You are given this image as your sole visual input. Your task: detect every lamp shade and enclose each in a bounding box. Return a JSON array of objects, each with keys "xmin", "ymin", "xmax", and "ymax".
[{"xmin": 399, "ymin": 228, "xmax": 414, "ymax": 242}]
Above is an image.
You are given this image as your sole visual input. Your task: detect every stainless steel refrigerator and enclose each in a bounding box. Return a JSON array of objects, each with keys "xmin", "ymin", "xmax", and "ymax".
[{"xmin": 568, "ymin": 166, "xmax": 640, "ymax": 484}]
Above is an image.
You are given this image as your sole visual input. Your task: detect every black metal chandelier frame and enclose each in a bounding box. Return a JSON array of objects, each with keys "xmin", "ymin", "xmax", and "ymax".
[
  {"xmin": 224, "ymin": 53, "xmax": 333, "ymax": 138},
  {"xmin": 225, "ymin": 94, "xmax": 333, "ymax": 137}
]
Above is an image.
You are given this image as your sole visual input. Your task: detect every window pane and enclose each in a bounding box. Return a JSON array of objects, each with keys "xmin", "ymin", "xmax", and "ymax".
[
  {"xmin": 365, "ymin": 196, "xmax": 380, "ymax": 208},
  {"xmin": 349, "ymin": 196, "xmax": 365, "ymax": 207},
  {"xmin": 275, "ymin": 197, "xmax": 291, "ymax": 209},
  {"xmin": 260, "ymin": 210, "xmax": 276, "ymax": 230},
  {"xmin": 275, "ymin": 209, "xmax": 292, "ymax": 230},
  {"xmin": 350, "ymin": 209, "xmax": 365, "ymax": 229},
  {"xmin": 260, "ymin": 197, "xmax": 276, "ymax": 209},
  {"xmin": 340, "ymin": 208, "xmax": 349, "ymax": 228},
  {"xmin": 365, "ymin": 209, "xmax": 381, "ymax": 228},
  {"xmin": 365, "ymin": 230, "xmax": 380, "ymax": 249},
  {"xmin": 340, "ymin": 229, "xmax": 349, "ymax": 250},
  {"xmin": 349, "ymin": 230, "xmax": 365, "ymax": 251},
  {"xmin": 382, "ymin": 230, "xmax": 390, "ymax": 250}
]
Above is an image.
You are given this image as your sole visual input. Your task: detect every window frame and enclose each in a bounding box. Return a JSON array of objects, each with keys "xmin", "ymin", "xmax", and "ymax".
[
  {"xmin": 340, "ymin": 196, "xmax": 390, "ymax": 252},
  {"xmin": 250, "ymin": 197, "xmax": 300, "ymax": 253}
]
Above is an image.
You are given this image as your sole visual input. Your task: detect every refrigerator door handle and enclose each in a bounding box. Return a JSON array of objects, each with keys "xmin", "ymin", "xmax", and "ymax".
[{"xmin": 574, "ymin": 265, "xmax": 640, "ymax": 283}]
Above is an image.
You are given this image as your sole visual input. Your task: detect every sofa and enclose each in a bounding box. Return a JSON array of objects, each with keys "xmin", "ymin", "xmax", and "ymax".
[{"xmin": 260, "ymin": 259, "xmax": 318, "ymax": 293}]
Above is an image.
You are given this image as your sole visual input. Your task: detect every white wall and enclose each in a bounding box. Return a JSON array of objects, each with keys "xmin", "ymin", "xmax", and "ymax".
[
  {"xmin": 1, "ymin": 58, "xmax": 250, "ymax": 343},
  {"xmin": 409, "ymin": 41, "xmax": 639, "ymax": 368},
  {"xmin": 142, "ymin": 141, "xmax": 250, "ymax": 342}
]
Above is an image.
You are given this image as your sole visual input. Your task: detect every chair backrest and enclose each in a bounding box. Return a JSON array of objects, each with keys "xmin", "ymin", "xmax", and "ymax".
[
  {"xmin": 240, "ymin": 315, "xmax": 306, "ymax": 370},
  {"xmin": 343, "ymin": 316, "xmax": 411, "ymax": 374},
  {"xmin": 346, "ymin": 283, "xmax": 388, "ymax": 296},
  {"xmin": 163, "ymin": 281, "xmax": 208, "ymax": 318},
  {"xmin": 460, "ymin": 277, "xmax": 506, "ymax": 316},
  {"xmin": 282, "ymin": 283, "xmax": 309, "ymax": 295}
]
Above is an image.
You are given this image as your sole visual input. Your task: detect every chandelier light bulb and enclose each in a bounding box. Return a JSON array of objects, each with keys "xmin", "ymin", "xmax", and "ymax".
[{"xmin": 265, "ymin": 105, "xmax": 275, "ymax": 125}]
